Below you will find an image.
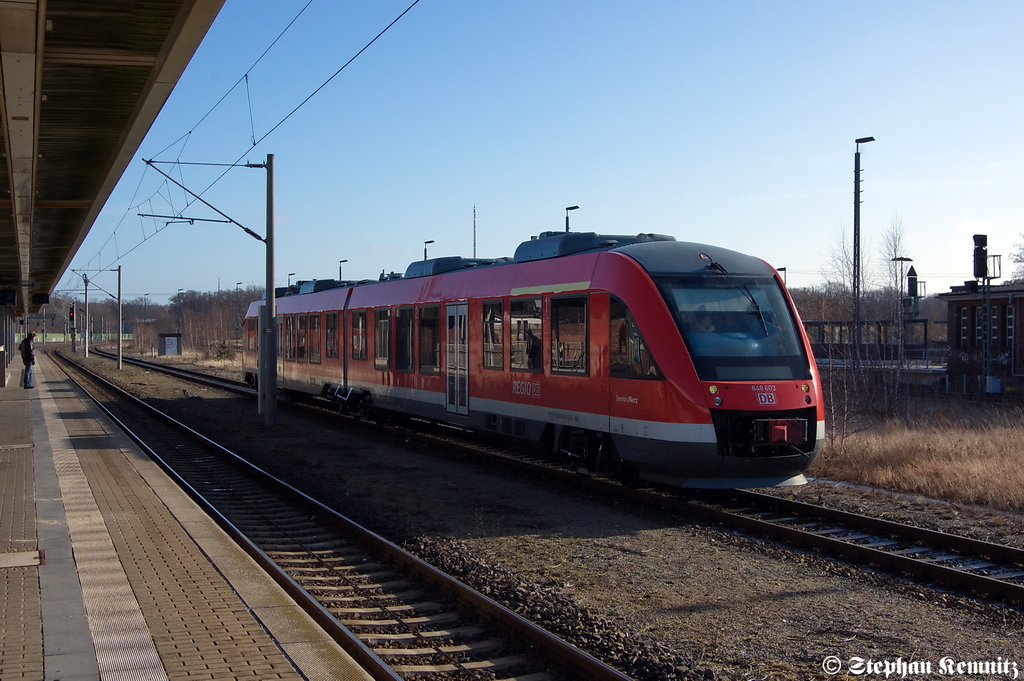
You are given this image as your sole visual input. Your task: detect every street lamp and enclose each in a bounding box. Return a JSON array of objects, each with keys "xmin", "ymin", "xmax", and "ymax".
[
  {"xmin": 891, "ymin": 257, "xmax": 913, "ymax": 318},
  {"xmin": 339, "ymin": 259, "xmax": 348, "ymax": 280},
  {"xmin": 776, "ymin": 267, "xmax": 787, "ymax": 284},
  {"xmin": 287, "ymin": 273, "xmax": 295, "ymax": 287},
  {"xmin": 177, "ymin": 289, "xmax": 184, "ymax": 335},
  {"xmin": 853, "ymin": 136, "xmax": 875, "ymax": 366},
  {"xmin": 565, "ymin": 205, "xmax": 579, "ymax": 233},
  {"xmin": 424, "ymin": 240, "xmax": 434, "ymax": 261},
  {"xmin": 235, "ymin": 282, "xmax": 243, "ymax": 342}
]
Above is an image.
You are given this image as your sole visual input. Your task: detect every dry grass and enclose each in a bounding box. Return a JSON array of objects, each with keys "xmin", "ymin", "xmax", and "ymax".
[{"xmin": 817, "ymin": 408, "xmax": 1024, "ymax": 512}]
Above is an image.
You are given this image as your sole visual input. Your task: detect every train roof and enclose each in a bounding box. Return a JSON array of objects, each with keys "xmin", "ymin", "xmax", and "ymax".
[
  {"xmin": 614, "ymin": 240, "xmax": 777, "ymax": 277},
  {"xmin": 259, "ymin": 231, "xmax": 776, "ymax": 310}
]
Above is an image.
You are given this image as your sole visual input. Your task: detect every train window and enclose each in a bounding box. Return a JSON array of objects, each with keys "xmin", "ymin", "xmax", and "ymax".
[
  {"xmin": 284, "ymin": 315, "xmax": 296, "ymax": 361},
  {"xmin": 483, "ymin": 301, "xmax": 503, "ymax": 370},
  {"xmin": 325, "ymin": 312, "xmax": 339, "ymax": 359},
  {"xmin": 276, "ymin": 316, "xmax": 283, "ymax": 360},
  {"xmin": 351, "ymin": 310, "xmax": 367, "ymax": 360},
  {"xmin": 510, "ymin": 298, "xmax": 543, "ymax": 372},
  {"xmin": 375, "ymin": 309, "xmax": 391, "ymax": 370},
  {"xmin": 296, "ymin": 314, "xmax": 307, "ymax": 362},
  {"xmin": 309, "ymin": 314, "xmax": 321, "ymax": 364},
  {"xmin": 418, "ymin": 306, "xmax": 440, "ymax": 375},
  {"xmin": 609, "ymin": 296, "xmax": 661, "ymax": 379},
  {"xmin": 551, "ymin": 296, "xmax": 588, "ymax": 375},
  {"xmin": 246, "ymin": 318, "xmax": 258, "ymax": 352},
  {"xmin": 396, "ymin": 308, "xmax": 414, "ymax": 372},
  {"xmin": 656, "ymin": 275, "xmax": 811, "ymax": 381}
]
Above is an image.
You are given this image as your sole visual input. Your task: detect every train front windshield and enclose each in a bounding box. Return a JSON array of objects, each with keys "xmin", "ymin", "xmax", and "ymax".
[{"xmin": 656, "ymin": 276, "xmax": 811, "ymax": 382}]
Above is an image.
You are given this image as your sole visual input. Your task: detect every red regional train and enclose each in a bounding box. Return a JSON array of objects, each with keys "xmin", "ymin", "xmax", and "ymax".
[{"xmin": 243, "ymin": 231, "xmax": 824, "ymax": 488}]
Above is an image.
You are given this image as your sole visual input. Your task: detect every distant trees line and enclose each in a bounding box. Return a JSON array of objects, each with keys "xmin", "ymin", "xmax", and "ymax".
[{"xmin": 30, "ymin": 286, "xmax": 265, "ymax": 359}]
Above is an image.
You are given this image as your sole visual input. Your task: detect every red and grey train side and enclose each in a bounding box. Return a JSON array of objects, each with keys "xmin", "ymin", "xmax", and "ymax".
[{"xmin": 243, "ymin": 231, "xmax": 824, "ymax": 488}]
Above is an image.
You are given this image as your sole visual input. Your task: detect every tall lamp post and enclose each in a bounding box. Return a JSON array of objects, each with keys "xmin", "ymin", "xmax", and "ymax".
[
  {"xmin": 235, "ymin": 282, "xmax": 243, "ymax": 342},
  {"xmin": 565, "ymin": 205, "xmax": 579, "ymax": 232},
  {"xmin": 853, "ymin": 136, "xmax": 875, "ymax": 368},
  {"xmin": 424, "ymin": 240, "xmax": 434, "ymax": 261}
]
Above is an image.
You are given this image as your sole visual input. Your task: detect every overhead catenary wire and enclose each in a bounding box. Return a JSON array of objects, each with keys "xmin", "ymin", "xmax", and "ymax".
[{"xmin": 63, "ymin": 0, "xmax": 420, "ymax": 293}]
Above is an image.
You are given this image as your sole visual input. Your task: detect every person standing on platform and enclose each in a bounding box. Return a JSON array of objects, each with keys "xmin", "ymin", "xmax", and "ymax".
[{"xmin": 19, "ymin": 332, "xmax": 36, "ymax": 389}]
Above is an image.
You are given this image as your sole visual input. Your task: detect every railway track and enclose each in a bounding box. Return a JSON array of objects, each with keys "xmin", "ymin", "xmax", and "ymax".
[
  {"xmin": 81, "ymin": 349, "xmax": 1024, "ymax": 607},
  {"xmin": 53, "ymin": 348, "xmax": 634, "ymax": 681}
]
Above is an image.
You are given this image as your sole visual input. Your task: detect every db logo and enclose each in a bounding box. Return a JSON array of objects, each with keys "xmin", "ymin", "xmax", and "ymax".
[{"xmin": 757, "ymin": 393, "xmax": 777, "ymax": 405}]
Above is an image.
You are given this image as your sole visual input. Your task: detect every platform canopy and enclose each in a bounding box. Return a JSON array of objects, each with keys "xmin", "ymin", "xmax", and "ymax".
[{"xmin": 0, "ymin": 0, "xmax": 225, "ymax": 316}]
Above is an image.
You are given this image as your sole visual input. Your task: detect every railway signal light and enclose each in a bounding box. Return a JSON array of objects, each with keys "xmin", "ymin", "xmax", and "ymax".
[{"xmin": 974, "ymin": 234, "xmax": 988, "ymax": 280}]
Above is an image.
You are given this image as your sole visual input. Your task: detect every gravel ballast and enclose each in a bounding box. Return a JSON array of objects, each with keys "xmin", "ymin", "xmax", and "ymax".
[{"xmin": 67, "ymin": 352, "xmax": 1024, "ymax": 680}]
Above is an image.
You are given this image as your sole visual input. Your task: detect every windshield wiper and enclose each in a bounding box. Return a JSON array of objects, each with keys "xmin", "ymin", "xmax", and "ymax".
[{"xmin": 698, "ymin": 253, "xmax": 770, "ymax": 337}]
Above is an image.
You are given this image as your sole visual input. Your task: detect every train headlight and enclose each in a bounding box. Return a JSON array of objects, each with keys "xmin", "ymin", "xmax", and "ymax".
[
  {"xmin": 708, "ymin": 385, "xmax": 719, "ymax": 394},
  {"xmin": 714, "ymin": 397, "xmax": 723, "ymax": 406},
  {"xmin": 801, "ymin": 384, "xmax": 810, "ymax": 392}
]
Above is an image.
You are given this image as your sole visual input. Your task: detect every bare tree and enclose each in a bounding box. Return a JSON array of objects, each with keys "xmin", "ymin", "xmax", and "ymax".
[{"xmin": 1010, "ymin": 233, "xmax": 1024, "ymax": 282}]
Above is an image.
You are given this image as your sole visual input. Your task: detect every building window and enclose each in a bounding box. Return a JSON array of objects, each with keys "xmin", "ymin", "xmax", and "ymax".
[
  {"xmin": 375, "ymin": 309, "xmax": 391, "ymax": 370},
  {"xmin": 483, "ymin": 301, "xmax": 503, "ymax": 370},
  {"xmin": 418, "ymin": 306, "xmax": 440, "ymax": 375},
  {"xmin": 551, "ymin": 296, "xmax": 588, "ymax": 375},
  {"xmin": 309, "ymin": 314, "xmax": 321, "ymax": 364},
  {"xmin": 351, "ymin": 310, "xmax": 367, "ymax": 360},
  {"xmin": 510, "ymin": 298, "xmax": 543, "ymax": 372},
  {"xmin": 325, "ymin": 312, "xmax": 339, "ymax": 359},
  {"xmin": 1007, "ymin": 305, "xmax": 1015, "ymax": 348},
  {"xmin": 610, "ymin": 296, "xmax": 661, "ymax": 379},
  {"xmin": 396, "ymin": 307, "xmax": 414, "ymax": 372},
  {"xmin": 992, "ymin": 305, "xmax": 1000, "ymax": 347}
]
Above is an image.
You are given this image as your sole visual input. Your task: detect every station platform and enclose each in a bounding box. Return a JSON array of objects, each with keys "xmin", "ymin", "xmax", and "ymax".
[{"xmin": 0, "ymin": 350, "xmax": 373, "ymax": 681}]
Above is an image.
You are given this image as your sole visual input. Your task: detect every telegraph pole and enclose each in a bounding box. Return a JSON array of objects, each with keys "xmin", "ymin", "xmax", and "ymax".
[
  {"xmin": 116, "ymin": 266, "xmax": 123, "ymax": 370},
  {"xmin": 83, "ymin": 274, "xmax": 90, "ymax": 358},
  {"xmin": 143, "ymin": 156, "xmax": 275, "ymax": 423},
  {"xmin": 259, "ymin": 154, "xmax": 277, "ymax": 426}
]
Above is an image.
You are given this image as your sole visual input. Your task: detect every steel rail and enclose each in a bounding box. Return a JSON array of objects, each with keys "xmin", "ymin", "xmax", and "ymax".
[
  {"xmin": 79, "ymin": 348, "xmax": 1024, "ymax": 605},
  {"xmin": 54, "ymin": 348, "xmax": 635, "ymax": 681},
  {"xmin": 50, "ymin": 349, "xmax": 402, "ymax": 681},
  {"xmin": 733, "ymin": 489, "xmax": 1024, "ymax": 566},
  {"xmin": 89, "ymin": 347, "xmax": 252, "ymax": 393}
]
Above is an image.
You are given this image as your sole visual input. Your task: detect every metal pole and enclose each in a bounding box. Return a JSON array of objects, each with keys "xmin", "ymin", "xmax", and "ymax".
[
  {"xmin": 852, "ymin": 137, "xmax": 874, "ymax": 374},
  {"xmin": 117, "ymin": 266, "xmax": 123, "ymax": 370},
  {"xmin": 982, "ymin": 277, "xmax": 991, "ymax": 392},
  {"xmin": 84, "ymin": 275, "xmax": 90, "ymax": 358},
  {"xmin": 853, "ymin": 149, "xmax": 862, "ymax": 367},
  {"xmin": 261, "ymin": 154, "xmax": 277, "ymax": 426}
]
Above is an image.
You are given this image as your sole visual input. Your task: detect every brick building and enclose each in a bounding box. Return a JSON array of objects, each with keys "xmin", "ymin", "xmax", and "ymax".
[{"xmin": 940, "ymin": 282, "xmax": 1024, "ymax": 393}]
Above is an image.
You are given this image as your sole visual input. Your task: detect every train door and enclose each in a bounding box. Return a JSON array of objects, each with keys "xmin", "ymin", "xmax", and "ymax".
[{"xmin": 446, "ymin": 302, "xmax": 469, "ymax": 416}]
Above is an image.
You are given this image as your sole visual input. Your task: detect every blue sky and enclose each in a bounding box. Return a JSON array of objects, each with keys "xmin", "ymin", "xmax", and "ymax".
[{"xmin": 61, "ymin": 1, "xmax": 1024, "ymax": 303}]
